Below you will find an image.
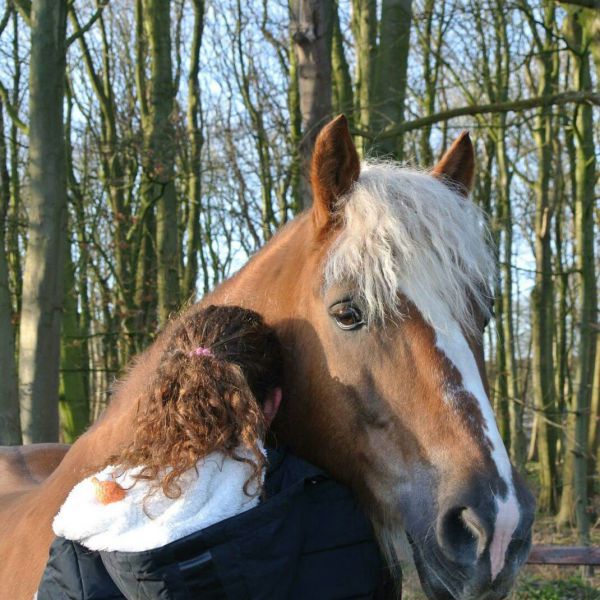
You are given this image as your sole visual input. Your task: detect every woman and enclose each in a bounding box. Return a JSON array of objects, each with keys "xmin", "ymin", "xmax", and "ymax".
[{"xmin": 38, "ymin": 306, "xmax": 389, "ymax": 600}]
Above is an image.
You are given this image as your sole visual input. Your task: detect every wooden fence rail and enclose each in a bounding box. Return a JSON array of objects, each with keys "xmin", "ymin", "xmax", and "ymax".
[{"xmin": 527, "ymin": 545, "xmax": 600, "ymax": 566}]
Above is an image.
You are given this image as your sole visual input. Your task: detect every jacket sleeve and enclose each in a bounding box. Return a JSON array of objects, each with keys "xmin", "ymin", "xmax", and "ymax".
[{"xmin": 37, "ymin": 537, "xmax": 125, "ymax": 600}]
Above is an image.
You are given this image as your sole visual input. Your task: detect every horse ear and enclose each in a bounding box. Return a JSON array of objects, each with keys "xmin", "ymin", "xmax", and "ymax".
[
  {"xmin": 431, "ymin": 131, "xmax": 474, "ymax": 196},
  {"xmin": 311, "ymin": 115, "xmax": 360, "ymax": 230}
]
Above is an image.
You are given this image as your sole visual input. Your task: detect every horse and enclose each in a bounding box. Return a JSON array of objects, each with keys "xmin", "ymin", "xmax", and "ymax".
[{"xmin": 0, "ymin": 115, "xmax": 534, "ymax": 600}]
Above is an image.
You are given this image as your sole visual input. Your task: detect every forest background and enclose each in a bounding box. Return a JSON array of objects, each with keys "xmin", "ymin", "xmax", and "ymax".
[{"xmin": 0, "ymin": 0, "xmax": 598, "ymax": 595}]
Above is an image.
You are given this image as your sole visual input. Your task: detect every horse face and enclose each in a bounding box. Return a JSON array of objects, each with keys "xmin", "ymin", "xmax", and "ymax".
[
  {"xmin": 278, "ymin": 117, "xmax": 534, "ymax": 600},
  {"xmin": 311, "ymin": 284, "xmax": 534, "ymax": 600}
]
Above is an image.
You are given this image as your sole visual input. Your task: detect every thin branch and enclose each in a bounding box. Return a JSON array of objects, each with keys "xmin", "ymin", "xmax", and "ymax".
[
  {"xmin": 66, "ymin": 0, "xmax": 109, "ymax": 47},
  {"xmin": 0, "ymin": 3, "xmax": 12, "ymax": 37},
  {"xmin": 11, "ymin": 0, "xmax": 30, "ymax": 26},
  {"xmin": 354, "ymin": 91, "xmax": 600, "ymax": 140},
  {"xmin": 0, "ymin": 80, "xmax": 26, "ymax": 132}
]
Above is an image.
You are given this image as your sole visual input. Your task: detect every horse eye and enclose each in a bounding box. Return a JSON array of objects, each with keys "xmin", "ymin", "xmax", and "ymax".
[{"xmin": 330, "ymin": 302, "xmax": 365, "ymax": 331}]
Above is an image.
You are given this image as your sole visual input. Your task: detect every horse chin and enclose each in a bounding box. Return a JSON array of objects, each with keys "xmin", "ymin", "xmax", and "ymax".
[{"xmin": 406, "ymin": 532, "xmax": 524, "ymax": 600}]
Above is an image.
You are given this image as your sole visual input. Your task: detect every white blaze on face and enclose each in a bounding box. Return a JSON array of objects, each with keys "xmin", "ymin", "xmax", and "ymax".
[{"xmin": 434, "ymin": 318, "xmax": 520, "ymax": 582}]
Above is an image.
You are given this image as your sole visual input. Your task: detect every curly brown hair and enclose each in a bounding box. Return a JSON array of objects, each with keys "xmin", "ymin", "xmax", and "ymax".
[{"xmin": 108, "ymin": 305, "xmax": 283, "ymax": 500}]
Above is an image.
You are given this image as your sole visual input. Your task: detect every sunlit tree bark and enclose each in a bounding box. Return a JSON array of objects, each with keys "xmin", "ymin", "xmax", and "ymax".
[
  {"xmin": 493, "ymin": 2, "xmax": 525, "ymax": 469},
  {"xmin": 559, "ymin": 9, "xmax": 597, "ymax": 543},
  {"xmin": 134, "ymin": 0, "xmax": 158, "ymax": 348},
  {"xmin": 331, "ymin": 1, "xmax": 353, "ymax": 122},
  {"xmin": 351, "ymin": 0, "xmax": 376, "ymax": 155},
  {"xmin": 59, "ymin": 240, "xmax": 89, "ymax": 442},
  {"xmin": 0, "ymin": 100, "xmax": 20, "ymax": 444},
  {"xmin": 290, "ymin": 0, "xmax": 333, "ymax": 208},
  {"xmin": 526, "ymin": 1, "xmax": 558, "ymax": 511},
  {"xmin": 417, "ymin": 0, "xmax": 445, "ymax": 164},
  {"xmin": 7, "ymin": 10, "xmax": 22, "ymax": 320},
  {"xmin": 589, "ymin": 347, "xmax": 600, "ymax": 493},
  {"xmin": 288, "ymin": 11, "xmax": 302, "ymax": 215},
  {"xmin": 372, "ymin": 0, "xmax": 412, "ymax": 158},
  {"xmin": 58, "ymin": 89, "xmax": 90, "ymax": 442},
  {"xmin": 143, "ymin": 0, "xmax": 180, "ymax": 326},
  {"xmin": 182, "ymin": 0, "xmax": 205, "ymax": 300},
  {"xmin": 18, "ymin": 0, "xmax": 68, "ymax": 443}
]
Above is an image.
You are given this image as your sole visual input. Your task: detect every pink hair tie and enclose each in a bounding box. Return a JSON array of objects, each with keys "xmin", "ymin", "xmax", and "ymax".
[{"xmin": 189, "ymin": 346, "xmax": 213, "ymax": 358}]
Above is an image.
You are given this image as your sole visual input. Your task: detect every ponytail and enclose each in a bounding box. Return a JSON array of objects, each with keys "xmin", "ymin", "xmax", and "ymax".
[{"xmin": 106, "ymin": 306, "xmax": 282, "ymax": 500}]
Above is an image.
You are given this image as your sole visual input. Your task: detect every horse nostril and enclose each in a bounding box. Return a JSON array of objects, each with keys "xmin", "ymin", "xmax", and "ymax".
[{"xmin": 437, "ymin": 506, "xmax": 489, "ymax": 565}]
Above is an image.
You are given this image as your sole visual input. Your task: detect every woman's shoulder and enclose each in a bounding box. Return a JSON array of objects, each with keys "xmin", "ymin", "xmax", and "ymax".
[
  {"xmin": 102, "ymin": 449, "xmax": 383, "ymax": 600},
  {"xmin": 39, "ymin": 450, "xmax": 386, "ymax": 600},
  {"xmin": 52, "ymin": 451, "xmax": 262, "ymax": 553}
]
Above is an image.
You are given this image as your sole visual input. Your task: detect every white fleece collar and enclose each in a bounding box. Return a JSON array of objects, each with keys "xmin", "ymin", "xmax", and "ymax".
[{"xmin": 53, "ymin": 446, "xmax": 263, "ymax": 552}]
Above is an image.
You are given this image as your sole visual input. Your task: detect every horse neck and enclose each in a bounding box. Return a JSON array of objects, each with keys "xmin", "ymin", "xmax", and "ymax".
[
  {"xmin": 50, "ymin": 213, "xmax": 314, "ymax": 486},
  {"xmin": 202, "ymin": 213, "xmax": 315, "ymax": 319}
]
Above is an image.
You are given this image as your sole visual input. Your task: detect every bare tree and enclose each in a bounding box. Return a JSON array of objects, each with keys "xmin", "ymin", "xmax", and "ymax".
[
  {"xmin": 143, "ymin": 0, "xmax": 180, "ymax": 326},
  {"xmin": 290, "ymin": 0, "xmax": 333, "ymax": 208},
  {"xmin": 182, "ymin": 0, "xmax": 206, "ymax": 301},
  {"xmin": 372, "ymin": 0, "xmax": 412, "ymax": 158},
  {"xmin": 18, "ymin": 0, "xmax": 68, "ymax": 443},
  {"xmin": 558, "ymin": 7, "xmax": 597, "ymax": 544},
  {"xmin": 0, "ymin": 99, "xmax": 20, "ymax": 444}
]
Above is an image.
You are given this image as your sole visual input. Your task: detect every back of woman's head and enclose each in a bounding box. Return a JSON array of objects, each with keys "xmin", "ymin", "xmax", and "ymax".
[
  {"xmin": 173, "ymin": 304, "xmax": 283, "ymax": 405},
  {"xmin": 112, "ymin": 305, "xmax": 283, "ymax": 498}
]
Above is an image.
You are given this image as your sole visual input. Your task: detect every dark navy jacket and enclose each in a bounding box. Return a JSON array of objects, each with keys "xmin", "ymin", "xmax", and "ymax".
[{"xmin": 38, "ymin": 450, "xmax": 394, "ymax": 600}]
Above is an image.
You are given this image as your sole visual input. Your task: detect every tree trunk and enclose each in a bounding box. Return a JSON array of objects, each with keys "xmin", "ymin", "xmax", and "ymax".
[
  {"xmin": 372, "ymin": 0, "xmax": 412, "ymax": 158},
  {"xmin": 288, "ymin": 14, "xmax": 302, "ymax": 215},
  {"xmin": 290, "ymin": 0, "xmax": 333, "ymax": 209},
  {"xmin": 418, "ymin": 0, "xmax": 443, "ymax": 164},
  {"xmin": 497, "ymin": 129, "xmax": 525, "ymax": 467},
  {"xmin": 331, "ymin": 1, "xmax": 354, "ymax": 122},
  {"xmin": 564, "ymin": 9, "xmax": 596, "ymax": 545},
  {"xmin": 134, "ymin": 0, "xmax": 158, "ymax": 347},
  {"xmin": 0, "ymin": 100, "xmax": 20, "ymax": 444},
  {"xmin": 59, "ymin": 88, "xmax": 90, "ymax": 443},
  {"xmin": 530, "ymin": 3, "xmax": 558, "ymax": 511},
  {"xmin": 182, "ymin": 0, "xmax": 205, "ymax": 301},
  {"xmin": 351, "ymin": 0, "xmax": 376, "ymax": 155},
  {"xmin": 70, "ymin": 135, "xmax": 93, "ymax": 436},
  {"xmin": 143, "ymin": 0, "xmax": 180, "ymax": 326},
  {"xmin": 18, "ymin": 0, "xmax": 68, "ymax": 443},
  {"xmin": 133, "ymin": 211, "xmax": 157, "ymax": 350},
  {"xmin": 580, "ymin": 8, "xmax": 600, "ymax": 83},
  {"xmin": 553, "ymin": 150, "xmax": 569, "ymax": 421},
  {"xmin": 59, "ymin": 239, "xmax": 89, "ymax": 442},
  {"xmin": 494, "ymin": 269, "xmax": 510, "ymax": 445},
  {"xmin": 8, "ymin": 10, "xmax": 22, "ymax": 320},
  {"xmin": 557, "ymin": 110, "xmax": 578, "ymax": 527},
  {"xmin": 589, "ymin": 346, "xmax": 600, "ymax": 494},
  {"xmin": 484, "ymin": 3, "xmax": 524, "ymax": 467}
]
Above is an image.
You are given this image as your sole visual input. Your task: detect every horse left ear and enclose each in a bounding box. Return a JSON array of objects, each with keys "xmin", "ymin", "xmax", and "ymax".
[
  {"xmin": 311, "ymin": 114, "xmax": 360, "ymax": 230},
  {"xmin": 431, "ymin": 131, "xmax": 474, "ymax": 196}
]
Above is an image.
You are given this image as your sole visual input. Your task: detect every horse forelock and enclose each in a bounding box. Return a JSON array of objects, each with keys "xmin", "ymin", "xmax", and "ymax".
[{"xmin": 323, "ymin": 162, "xmax": 495, "ymax": 334}]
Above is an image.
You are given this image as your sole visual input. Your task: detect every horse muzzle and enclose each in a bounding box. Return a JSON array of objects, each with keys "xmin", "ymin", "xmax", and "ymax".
[{"xmin": 403, "ymin": 480, "xmax": 535, "ymax": 600}]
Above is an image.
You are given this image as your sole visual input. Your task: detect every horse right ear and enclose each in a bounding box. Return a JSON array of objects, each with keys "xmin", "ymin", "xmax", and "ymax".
[
  {"xmin": 311, "ymin": 115, "xmax": 360, "ymax": 231},
  {"xmin": 431, "ymin": 131, "xmax": 475, "ymax": 195}
]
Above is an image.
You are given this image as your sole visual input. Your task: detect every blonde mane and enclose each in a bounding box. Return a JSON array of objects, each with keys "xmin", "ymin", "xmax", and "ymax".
[{"xmin": 324, "ymin": 162, "xmax": 495, "ymax": 333}]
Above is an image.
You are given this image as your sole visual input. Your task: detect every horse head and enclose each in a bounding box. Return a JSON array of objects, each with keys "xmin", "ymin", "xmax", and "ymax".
[{"xmin": 231, "ymin": 116, "xmax": 534, "ymax": 599}]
